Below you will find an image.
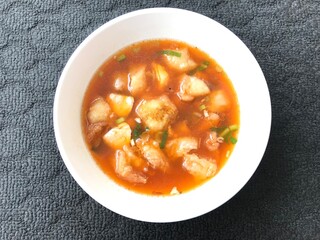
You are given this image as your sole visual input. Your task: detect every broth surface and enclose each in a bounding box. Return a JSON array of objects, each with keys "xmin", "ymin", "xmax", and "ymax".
[{"xmin": 82, "ymin": 39, "xmax": 239, "ymax": 195}]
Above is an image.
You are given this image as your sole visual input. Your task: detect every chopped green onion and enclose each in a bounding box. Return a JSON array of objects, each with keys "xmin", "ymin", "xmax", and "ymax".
[
  {"xmin": 188, "ymin": 61, "xmax": 210, "ymax": 75},
  {"xmin": 159, "ymin": 130, "xmax": 168, "ymax": 149},
  {"xmin": 115, "ymin": 117, "xmax": 125, "ymax": 124},
  {"xmin": 132, "ymin": 47, "xmax": 141, "ymax": 53},
  {"xmin": 230, "ymin": 137, "xmax": 237, "ymax": 144},
  {"xmin": 145, "ymin": 127, "xmax": 150, "ymax": 131},
  {"xmin": 132, "ymin": 123, "xmax": 142, "ymax": 140},
  {"xmin": 160, "ymin": 50, "xmax": 181, "ymax": 57},
  {"xmin": 210, "ymin": 126, "xmax": 226, "ymax": 133},
  {"xmin": 199, "ymin": 104, "xmax": 206, "ymax": 111},
  {"xmin": 219, "ymin": 124, "xmax": 239, "ymax": 137},
  {"xmin": 116, "ymin": 54, "xmax": 126, "ymax": 62}
]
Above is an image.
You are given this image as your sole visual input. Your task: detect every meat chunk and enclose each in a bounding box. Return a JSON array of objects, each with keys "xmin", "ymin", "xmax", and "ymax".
[
  {"xmin": 128, "ymin": 65, "xmax": 147, "ymax": 96},
  {"xmin": 87, "ymin": 97, "xmax": 111, "ymax": 123},
  {"xmin": 182, "ymin": 154, "xmax": 217, "ymax": 179},
  {"xmin": 103, "ymin": 122, "xmax": 131, "ymax": 149},
  {"xmin": 165, "ymin": 137, "xmax": 198, "ymax": 159},
  {"xmin": 115, "ymin": 150, "xmax": 147, "ymax": 184},
  {"xmin": 136, "ymin": 95, "xmax": 178, "ymax": 132},
  {"xmin": 178, "ymin": 74, "xmax": 210, "ymax": 101},
  {"xmin": 205, "ymin": 131, "xmax": 224, "ymax": 151},
  {"xmin": 107, "ymin": 93, "xmax": 134, "ymax": 117},
  {"xmin": 163, "ymin": 48, "xmax": 197, "ymax": 71},
  {"xmin": 87, "ymin": 122, "xmax": 107, "ymax": 148},
  {"xmin": 139, "ymin": 143, "xmax": 169, "ymax": 172}
]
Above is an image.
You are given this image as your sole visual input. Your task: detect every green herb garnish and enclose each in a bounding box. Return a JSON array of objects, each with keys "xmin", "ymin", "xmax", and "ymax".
[
  {"xmin": 188, "ymin": 60, "xmax": 210, "ymax": 75},
  {"xmin": 160, "ymin": 50, "xmax": 181, "ymax": 57},
  {"xmin": 199, "ymin": 104, "xmax": 206, "ymax": 111},
  {"xmin": 230, "ymin": 137, "xmax": 238, "ymax": 144},
  {"xmin": 211, "ymin": 124, "xmax": 239, "ymax": 144},
  {"xmin": 219, "ymin": 124, "xmax": 239, "ymax": 137},
  {"xmin": 116, "ymin": 54, "xmax": 126, "ymax": 62},
  {"xmin": 115, "ymin": 117, "xmax": 125, "ymax": 124},
  {"xmin": 132, "ymin": 123, "xmax": 142, "ymax": 140},
  {"xmin": 159, "ymin": 130, "xmax": 168, "ymax": 149}
]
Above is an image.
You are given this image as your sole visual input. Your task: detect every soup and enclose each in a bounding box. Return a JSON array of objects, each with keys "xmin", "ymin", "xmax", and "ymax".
[{"xmin": 82, "ymin": 39, "xmax": 239, "ymax": 195}]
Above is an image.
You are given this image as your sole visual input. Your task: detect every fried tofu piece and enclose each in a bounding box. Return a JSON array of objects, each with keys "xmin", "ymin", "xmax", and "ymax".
[
  {"xmin": 107, "ymin": 93, "xmax": 134, "ymax": 117},
  {"xmin": 206, "ymin": 90, "xmax": 231, "ymax": 112},
  {"xmin": 128, "ymin": 65, "xmax": 147, "ymax": 96},
  {"xmin": 165, "ymin": 137, "xmax": 198, "ymax": 159},
  {"xmin": 182, "ymin": 154, "xmax": 217, "ymax": 179},
  {"xmin": 115, "ymin": 150, "xmax": 147, "ymax": 184},
  {"xmin": 178, "ymin": 74, "xmax": 210, "ymax": 101},
  {"xmin": 87, "ymin": 97, "xmax": 111, "ymax": 123},
  {"xmin": 152, "ymin": 62, "xmax": 169, "ymax": 89},
  {"xmin": 139, "ymin": 143, "xmax": 169, "ymax": 172},
  {"xmin": 113, "ymin": 72, "xmax": 128, "ymax": 92},
  {"xmin": 163, "ymin": 48, "xmax": 197, "ymax": 71},
  {"xmin": 136, "ymin": 95, "xmax": 178, "ymax": 132},
  {"xmin": 103, "ymin": 122, "xmax": 131, "ymax": 149}
]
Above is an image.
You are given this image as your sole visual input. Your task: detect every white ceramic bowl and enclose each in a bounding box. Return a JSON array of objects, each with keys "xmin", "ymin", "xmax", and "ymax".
[{"xmin": 54, "ymin": 8, "xmax": 271, "ymax": 222}]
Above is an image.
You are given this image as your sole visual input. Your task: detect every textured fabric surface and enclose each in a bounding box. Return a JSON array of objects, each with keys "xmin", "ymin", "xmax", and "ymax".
[{"xmin": 0, "ymin": 0, "xmax": 319, "ymax": 239}]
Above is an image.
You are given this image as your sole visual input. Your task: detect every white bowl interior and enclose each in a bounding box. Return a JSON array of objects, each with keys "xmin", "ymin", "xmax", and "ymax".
[{"xmin": 54, "ymin": 8, "xmax": 271, "ymax": 222}]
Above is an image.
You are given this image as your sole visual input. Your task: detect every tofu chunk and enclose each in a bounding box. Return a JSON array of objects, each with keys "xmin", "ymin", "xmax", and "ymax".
[
  {"xmin": 165, "ymin": 137, "xmax": 198, "ymax": 159},
  {"xmin": 178, "ymin": 74, "xmax": 210, "ymax": 101},
  {"xmin": 128, "ymin": 65, "xmax": 147, "ymax": 96},
  {"xmin": 206, "ymin": 90, "xmax": 231, "ymax": 112},
  {"xmin": 182, "ymin": 154, "xmax": 217, "ymax": 179},
  {"xmin": 113, "ymin": 72, "xmax": 128, "ymax": 92},
  {"xmin": 103, "ymin": 122, "xmax": 131, "ymax": 149},
  {"xmin": 136, "ymin": 95, "xmax": 178, "ymax": 132},
  {"xmin": 152, "ymin": 62, "xmax": 169, "ymax": 89},
  {"xmin": 139, "ymin": 143, "xmax": 169, "ymax": 172},
  {"xmin": 163, "ymin": 48, "xmax": 197, "ymax": 71},
  {"xmin": 107, "ymin": 93, "xmax": 134, "ymax": 117},
  {"xmin": 87, "ymin": 97, "xmax": 111, "ymax": 123},
  {"xmin": 115, "ymin": 150, "xmax": 147, "ymax": 184}
]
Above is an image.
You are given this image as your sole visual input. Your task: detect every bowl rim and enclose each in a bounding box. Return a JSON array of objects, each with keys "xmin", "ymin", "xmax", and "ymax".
[{"xmin": 53, "ymin": 7, "xmax": 272, "ymax": 223}]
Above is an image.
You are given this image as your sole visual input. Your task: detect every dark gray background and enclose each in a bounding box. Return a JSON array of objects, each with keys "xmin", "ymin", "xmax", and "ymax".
[{"xmin": 0, "ymin": 0, "xmax": 319, "ymax": 239}]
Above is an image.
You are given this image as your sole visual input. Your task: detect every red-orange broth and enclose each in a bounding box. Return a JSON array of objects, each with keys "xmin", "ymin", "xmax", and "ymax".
[{"xmin": 82, "ymin": 39, "xmax": 239, "ymax": 195}]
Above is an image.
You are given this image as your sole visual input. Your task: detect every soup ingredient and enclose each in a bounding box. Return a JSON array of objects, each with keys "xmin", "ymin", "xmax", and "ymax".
[
  {"xmin": 165, "ymin": 137, "xmax": 198, "ymax": 159},
  {"xmin": 207, "ymin": 90, "xmax": 231, "ymax": 112},
  {"xmin": 87, "ymin": 97, "xmax": 111, "ymax": 124},
  {"xmin": 178, "ymin": 74, "xmax": 210, "ymax": 101},
  {"xmin": 188, "ymin": 60, "xmax": 210, "ymax": 75},
  {"xmin": 87, "ymin": 122, "xmax": 108, "ymax": 148},
  {"xmin": 128, "ymin": 65, "xmax": 147, "ymax": 96},
  {"xmin": 136, "ymin": 95, "xmax": 178, "ymax": 132},
  {"xmin": 182, "ymin": 154, "xmax": 217, "ymax": 179},
  {"xmin": 107, "ymin": 93, "xmax": 134, "ymax": 117},
  {"xmin": 205, "ymin": 131, "xmax": 224, "ymax": 151},
  {"xmin": 113, "ymin": 72, "xmax": 128, "ymax": 92},
  {"xmin": 138, "ymin": 142, "xmax": 169, "ymax": 172},
  {"xmin": 116, "ymin": 54, "xmax": 126, "ymax": 62},
  {"xmin": 163, "ymin": 48, "xmax": 196, "ymax": 71},
  {"xmin": 152, "ymin": 63, "xmax": 169, "ymax": 89},
  {"xmin": 103, "ymin": 122, "xmax": 131, "ymax": 149},
  {"xmin": 160, "ymin": 50, "xmax": 182, "ymax": 57},
  {"xmin": 115, "ymin": 150, "xmax": 147, "ymax": 184},
  {"xmin": 159, "ymin": 130, "xmax": 168, "ymax": 149}
]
